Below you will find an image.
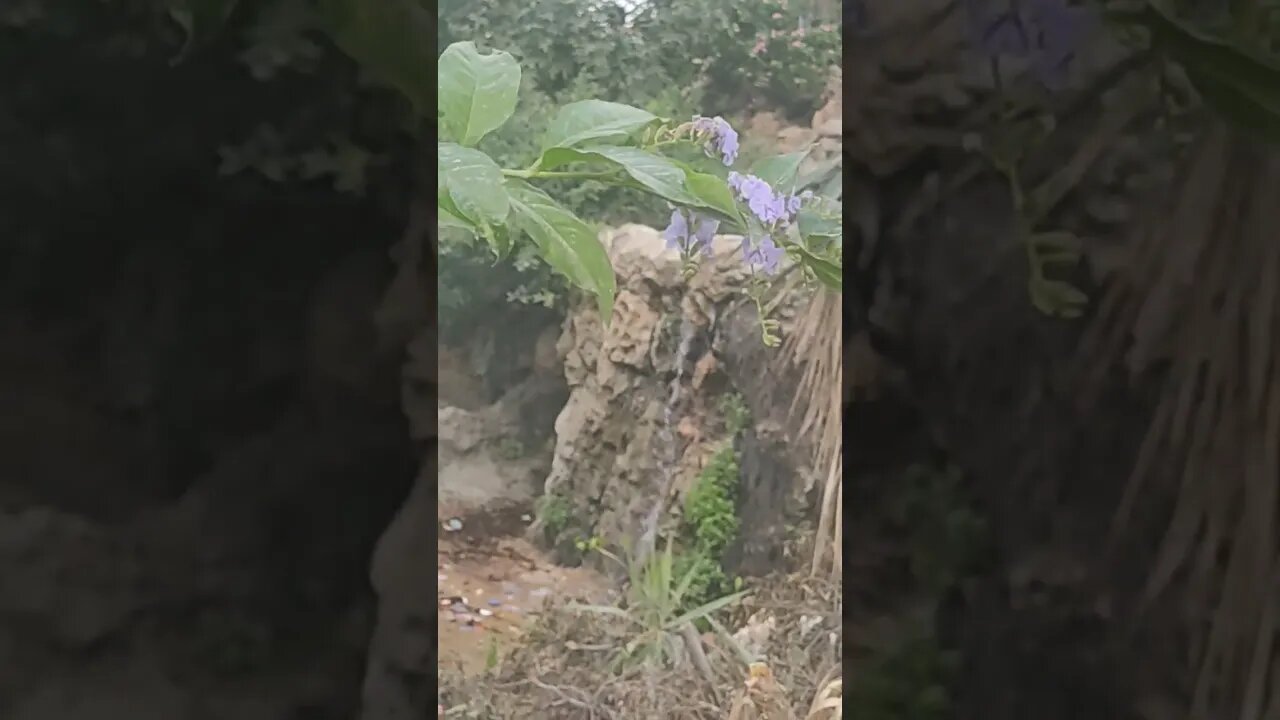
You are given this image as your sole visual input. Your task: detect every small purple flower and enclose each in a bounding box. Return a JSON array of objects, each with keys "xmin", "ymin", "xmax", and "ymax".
[
  {"xmin": 663, "ymin": 208, "xmax": 718, "ymax": 257},
  {"xmin": 692, "ymin": 215, "xmax": 719, "ymax": 248},
  {"xmin": 663, "ymin": 208, "xmax": 689, "ymax": 248},
  {"xmin": 691, "ymin": 116, "xmax": 740, "ymax": 166},
  {"xmin": 728, "ymin": 172, "xmax": 800, "ymax": 227},
  {"xmin": 742, "ymin": 235, "xmax": 784, "ymax": 275}
]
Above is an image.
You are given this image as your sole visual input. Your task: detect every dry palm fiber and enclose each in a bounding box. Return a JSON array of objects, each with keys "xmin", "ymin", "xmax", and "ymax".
[
  {"xmin": 1080, "ymin": 121, "xmax": 1280, "ymax": 720},
  {"xmin": 774, "ymin": 290, "xmax": 844, "ymax": 577}
]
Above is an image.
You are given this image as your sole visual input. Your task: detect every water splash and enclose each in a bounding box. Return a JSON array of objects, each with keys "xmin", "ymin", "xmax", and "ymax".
[{"xmin": 635, "ymin": 312, "xmax": 698, "ymax": 563}]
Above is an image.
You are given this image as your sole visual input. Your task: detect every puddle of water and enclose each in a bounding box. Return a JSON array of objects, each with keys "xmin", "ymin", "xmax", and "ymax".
[{"xmin": 437, "ymin": 511, "xmax": 611, "ymax": 677}]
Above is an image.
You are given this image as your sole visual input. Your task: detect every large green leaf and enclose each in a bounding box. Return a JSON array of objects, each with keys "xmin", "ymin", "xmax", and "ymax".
[
  {"xmin": 506, "ymin": 180, "xmax": 617, "ymax": 322},
  {"xmin": 539, "ymin": 145, "xmax": 702, "ymax": 207},
  {"xmin": 1122, "ymin": 1, "xmax": 1280, "ymax": 141},
  {"xmin": 749, "ymin": 149, "xmax": 809, "ymax": 194},
  {"xmin": 541, "ymin": 100, "xmax": 657, "ymax": 152},
  {"xmin": 584, "ymin": 146, "xmax": 702, "ymax": 206},
  {"xmin": 437, "ymin": 42, "xmax": 522, "ymax": 147},
  {"xmin": 319, "ymin": 0, "xmax": 433, "ymax": 117},
  {"xmin": 438, "ymin": 142, "xmax": 509, "ymax": 254},
  {"xmin": 438, "ymin": 202, "xmax": 474, "ymax": 232}
]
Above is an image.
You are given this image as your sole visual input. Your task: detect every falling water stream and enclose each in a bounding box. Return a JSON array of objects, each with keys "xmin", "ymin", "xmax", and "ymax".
[{"xmin": 635, "ymin": 311, "xmax": 697, "ymax": 565}]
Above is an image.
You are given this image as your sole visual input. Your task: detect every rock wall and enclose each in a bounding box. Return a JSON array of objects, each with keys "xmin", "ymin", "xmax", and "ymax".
[{"xmin": 540, "ymin": 225, "xmax": 817, "ymax": 566}]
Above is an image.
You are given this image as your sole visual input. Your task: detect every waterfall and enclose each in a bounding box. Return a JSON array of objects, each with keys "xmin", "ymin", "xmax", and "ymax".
[{"xmin": 634, "ymin": 311, "xmax": 697, "ymax": 564}]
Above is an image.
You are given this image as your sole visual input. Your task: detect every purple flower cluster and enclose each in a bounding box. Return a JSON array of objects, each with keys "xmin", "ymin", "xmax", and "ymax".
[
  {"xmin": 691, "ymin": 116, "xmax": 740, "ymax": 166},
  {"xmin": 726, "ymin": 172, "xmax": 812, "ymax": 276},
  {"xmin": 727, "ymin": 172, "xmax": 809, "ymax": 227},
  {"xmin": 967, "ymin": 0, "xmax": 1097, "ymax": 89},
  {"xmin": 663, "ymin": 208, "xmax": 720, "ymax": 257}
]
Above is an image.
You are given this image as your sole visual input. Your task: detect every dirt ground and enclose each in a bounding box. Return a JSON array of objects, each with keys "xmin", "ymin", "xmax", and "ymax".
[{"xmin": 436, "ymin": 506, "xmax": 612, "ymax": 678}]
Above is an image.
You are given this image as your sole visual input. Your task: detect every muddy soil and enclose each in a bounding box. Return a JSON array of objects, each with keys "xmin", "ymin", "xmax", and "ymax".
[{"xmin": 437, "ymin": 505, "xmax": 613, "ymax": 678}]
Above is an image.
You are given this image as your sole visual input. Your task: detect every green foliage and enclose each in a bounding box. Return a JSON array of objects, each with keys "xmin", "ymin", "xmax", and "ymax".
[
  {"xmin": 674, "ymin": 444, "xmax": 741, "ymax": 608},
  {"xmin": 492, "ymin": 436, "xmax": 526, "ymax": 460},
  {"xmin": 888, "ymin": 464, "xmax": 989, "ymax": 596},
  {"xmin": 434, "ymin": 0, "xmax": 841, "ymax": 335},
  {"xmin": 484, "ymin": 635, "xmax": 501, "ymax": 672},
  {"xmin": 849, "ymin": 631, "xmax": 959, "ymax": 720},
  {"xmin": 439, "ymin": 0, "xmax": 839, "ymax": 121},
  {"xmin": 536, "ymin": 493, "xmax": 573, "ymax": 540},
  {"xmin": 684, "ymin": 446, "xmax": 741, "ymax": 554},
  {"xmin": 633, "ymin": 0, "xmax": 840, "ymax": 121},
  {"xmin": 567, "ymin": 539, "xmax": 748, "ymax": 671},
  {"xmin": 671, "ymin": 548, "xmax": 730, "ymax": 613},
  {"xmin": 434, "ymin": 40, "xmax": 843, "ymax": 331},
  {"xmin": 1111, "ymin": 1, "xmax": 1280, "ymax": 142},
  {"xmin": 505, "ymin": 179, "xmax": 618, "ymax": 320},
  {"xmin": 718, "ymin": 392, "xmax": 751, "ymax": 435},
  {"xmin": 437, "ymin": 41, "xmax": 522, "ymax": 148}
]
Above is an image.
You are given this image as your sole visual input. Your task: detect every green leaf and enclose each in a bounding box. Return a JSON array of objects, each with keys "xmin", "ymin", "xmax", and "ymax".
[
  {"xmin": 590, "ymin": 146, "xmax": 703, "ymax": 206},
  {"xmin": 438, "ymin": 204, "xmax": 474, "ymax": 232},
  {"xmin": 506, "ymin": 180, "xmax": 617, "ymax": 322},
  {"xmin": 683, "ymin": 169, "xmax": 745, "ymax": 229},
  {"xmin": 664, "ymin": 590, "xmax": 749, "ymax": 630},
  {"xmin": 797, "ymin": 207, "xmax": 842, "ymax": 238},
  {"xmin": 319, "ymin": 0, "xmax": 434, "ymax": 117},
  {"xmin": 437, "ymin": 41, "xmax": 522, "ymax": 147},
  {"xmin": 1125, "ymin": 1, "xmax": 1280, "ymax": 141},
  {"xmin": 540, "ymin": 146, "xmax": 702, "ymax": 207},
  {"xmin": 749, "ymin": 149, "xmax": 810, "ymax": 194},
  {"xmin": 790, "ymin": 245, "xmax": 843, "ymax": 291},
  {"xmin": 536, "ymin": 146, "xmax": 611, "ymax": 171},
  {"xmin": 438, "ymin": 142, "xmax": 509, "ymax": 255},
  {"xmin": 542, "ymin": 100, "xmax": 658, "ymax": 152},
  {"xmin": 797, "ymin": 155, "xmax": 843, "ymax": 200},
  {"xmin": 170, "ymin": 0, "xmax": 239, "ymax": 59},
  {"xmin": 673, "ymin": 554, "xmax": 705, "ymax": 604}
]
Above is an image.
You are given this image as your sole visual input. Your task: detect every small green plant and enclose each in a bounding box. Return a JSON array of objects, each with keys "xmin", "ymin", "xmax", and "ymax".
[
  {"xmin": 484, "ymin": 635, "xmax": 500, "ymax": 672},
  {"xmin": 684, "ymin": 447, "xmax": 740, "ymax": 553},
  {"xmin": 671, "ymin": 548, "xmax": 728, "ymax": 612},
  {"xmin": 718, "ymin": 391, "xmax": 751, "ymax": 435},
  {"xmin": 492, "ymin": 436, "xmax": 526, "ymax": 460},
  {"xmin": 536, "ymin": 493, "xmax": 573, "ymax": 540},
  {"xmin": 673, "ymin": 444, "xmax": 741, "ymax": 608},
  {"xmin": 567, "ymin": 539, "xmax": 748, "ymax": 671}
]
